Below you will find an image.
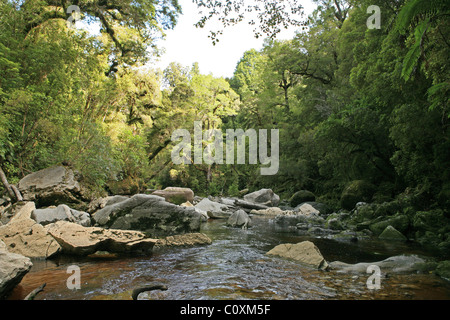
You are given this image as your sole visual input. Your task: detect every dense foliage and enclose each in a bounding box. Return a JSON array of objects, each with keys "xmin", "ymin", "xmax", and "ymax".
[{"xmin": 1, "ymin": 0, "xmax": 448, "ymax": 220}]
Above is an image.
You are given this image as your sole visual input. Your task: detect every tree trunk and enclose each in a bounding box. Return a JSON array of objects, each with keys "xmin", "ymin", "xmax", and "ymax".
[{"xmin": 0, "ymin": 165, "xmax": 23, "ymax": 202}]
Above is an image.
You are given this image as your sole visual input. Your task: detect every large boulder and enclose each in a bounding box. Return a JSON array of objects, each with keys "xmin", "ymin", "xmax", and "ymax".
[
  {"xmin": 87, "ymin": 195, "xmax": 129, "ymax": 214},
  {"xmin": 267, "ymin": 241, "xmax": 328, "ymax": 269},
  {"xmin": 243, "ymin": 189, "xmax": 280, "ymax": 207},
  {"xmin": 289, "ymin": 190, "xmax": 316, "ymax": 207},
  {"xmin": 0, "ymin": 240, "xmax": 33, "ymax": 299},
  {"xmin": 31, "ymin": 204, "xmax": 91, "ymax": 227},
  {"xmin": 0, "ymin": 202, "xmax": 61, "ymax": 259},
  {"xmin": 340, "ymin": 180, "xmax": 376, "ymax": 210},
  {"xmin": 378, "ymin": 225, "xmax": 407, "ymax": 241},
  {"xmin": 227, "ymin": 210, "xmax": 252, "ymax": 229},
  {"xmin": 17, "ymin": 166, "xmax": 89, "ymax": 209},
  {"xmin": 92, "ymin": 194, "xmax": 204, "ymax": 237},
  {"xmin": 329, "ymin": 255, "xmax": 426, "ymax": 274},
  {"xmin": 194, "ymin": 198, "xmax": 231, "ymax": 219},
  {"xmin": 45, "ymin": 221, "xmax": 157, "ymax": 256},
  {"xmin": 152, "ymin": 187, "xmax": 194, "ymax": 205}
]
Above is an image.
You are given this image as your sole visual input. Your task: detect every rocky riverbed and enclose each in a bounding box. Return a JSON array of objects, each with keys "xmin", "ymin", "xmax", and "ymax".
[{"xmin": 1, "ymin": 166, "xmax": 450, "ymax": 300}]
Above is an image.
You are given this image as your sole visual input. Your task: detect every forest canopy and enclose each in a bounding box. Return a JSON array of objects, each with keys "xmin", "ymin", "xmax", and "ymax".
[{"xmin": 0, "ymin": 0, "xmax": 449, "ymax": 216}]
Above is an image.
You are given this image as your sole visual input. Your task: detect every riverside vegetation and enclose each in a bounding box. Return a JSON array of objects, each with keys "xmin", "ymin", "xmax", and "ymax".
[{"xmin": 0, "ymin": 0, "xmax": 449, "ymax": 299}]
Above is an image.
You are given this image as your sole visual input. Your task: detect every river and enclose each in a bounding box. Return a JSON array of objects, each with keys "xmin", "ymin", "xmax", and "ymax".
[{"xmin": 8, "ymin": 216, "xmax": 450, "ymax": 300}]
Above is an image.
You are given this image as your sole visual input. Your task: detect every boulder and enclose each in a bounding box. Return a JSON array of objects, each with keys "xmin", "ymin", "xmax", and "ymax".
[
  {"xmin": 369, "ymin": 214, "xmax": 410, "ymax": 236},
  {"xmin": 0, "ymin": 240, "xmax": 33, "ymax": 299},
  {"xmin": 378, "ymin": 225, "xmax": 407, "ymax": 241},
  {"xmin": 45, "ymin": 221, "xmax": 157, "ymax": 256},
  {"xmin": 243, "ymin": 189, "xmax": 280, "ymax": 207},
  {"xmin": 31, "ymin": 204, "xmax": 91, "ymax": 227},
  {"xmin": 227, "ymin": 210, "xmax": 252, "ymax": 229},
  {"xmin": 87, "ymin": 195, "xmax": 129, "ymax": 214},
  {"xmin": 267, "ymin": 241, "xmax": 328, "ymax": 269},
  {"xmin": 340, "ymin": 180, "xmax": 376, "ymax": 210},
  {"xmin": 289, "ymin": 190, "xmax": 315, "ymax": 207},
  {"xmin": 152, "ymin": 187, "xmax": 194, "ymax": 205},
  {"xmin": 436, "ymin": 260, "xmax": 450, "ymax": 281},
  {"xmin": 329, "ymin": 255, "xmax": 426, "ymax": 274},
  {"xmin": 295, "ymin": 203, "xmax": 320, "ymax": 216},
  {"xmin": 92, "ymin": 194, "xmax": 203, "ymax": 237},
  {"xmin": 0, "ymin": 202, "xmax": 61, "ymax": 259},
  {"xmin": 17, "ymin": 166, "xmax": 89, "ymax": 209},
  {"xmin": 155, "ymin": 233, "xmax": 212, "ymax": 248},
  {"xmin": 294, "ymin": 202, "xmax": 332, "ymax": 216},
  {"xmin": 194, "ymin": 198, "xmax": 231, "ymax": 219},
  {"xmin": 250, "ymin": 207, "xmax": 284, "ymax": 216}
]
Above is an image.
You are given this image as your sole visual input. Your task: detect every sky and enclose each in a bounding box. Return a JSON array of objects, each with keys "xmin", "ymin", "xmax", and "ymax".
[{"xmin": 152, "ymin": 0, "xmax": 317, "ymax": 79}]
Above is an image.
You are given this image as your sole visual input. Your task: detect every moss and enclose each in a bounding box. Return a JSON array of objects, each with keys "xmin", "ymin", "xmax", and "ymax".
[
  {"xmin": 340, "ymin": 180, "xmax": 376, "ymax": 210},
  {"xmin": 436, "ymin": 261, "xmax": 450, "ymax": 280},
  {"xmin": 290, "ymin": 190, "xmax": 316, "ymax": 207}
]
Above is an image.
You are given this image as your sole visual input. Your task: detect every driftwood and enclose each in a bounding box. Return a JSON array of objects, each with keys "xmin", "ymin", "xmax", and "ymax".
[
  {"xmin": 0, "ymin": 166, "xmax": 23, "ymax": 202},
  {"xmin": 131, "ymin": 283, "xmax": 168, "ymax": 300},
  {"xmin": 24, "ymin": 283, "xmax": 46, "ymax": 300}
]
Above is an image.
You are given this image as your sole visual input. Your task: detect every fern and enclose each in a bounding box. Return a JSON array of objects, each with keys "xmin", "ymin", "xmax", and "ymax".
[{"xmin": 396, "ymin": 0, "xmax": 450, "ymax": 33}]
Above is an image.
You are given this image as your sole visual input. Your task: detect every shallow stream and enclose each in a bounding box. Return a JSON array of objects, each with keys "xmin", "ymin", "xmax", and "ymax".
[{"xmin": 9, "ymin": 216, "xmax": 450, "ymax": 300}]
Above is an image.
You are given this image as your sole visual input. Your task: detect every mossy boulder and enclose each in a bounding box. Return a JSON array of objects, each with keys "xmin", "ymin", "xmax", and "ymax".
[
  {"xmin": 289, "ymin": 190, "xmax": 316, "ymax": 207},
  {"xmin": 369, "ymin": 214, "xmax": 410, "ymax": 236},
  {"xmin": 436, "ymin": 260, "xmax": 450, "ymax": 280},
  {"xmin": 340, "ymin": 180, "xmax": 376, "ymax": 210},
  {"xmin": 379, "ymin": 225, "xmax": 407, "ymax": 241}
]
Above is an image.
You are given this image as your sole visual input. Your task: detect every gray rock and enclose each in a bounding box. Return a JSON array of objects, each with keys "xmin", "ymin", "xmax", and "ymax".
[
  {"xmin": 194, "ymin": 198, "xmax": 231, "ymax": 219},
  {"xmin": 17, "ymin": 166, "xmax": 89, "ymax": 208},
  {"xmin": 92, "ymin": 194, "xmax": 203, "ymax": 237},
  {"xmin": 243, "ymin": 189, "xmax": 280, "ymax": 207},
  {"xmin": 329, "ymin": 255, "xmax": 426, "ymax": 274},
  {"xmin": 152, "ymin": 187, "xmax": 194, "ymax": 205},
  {"xmin": 87, "ymin": 195, "xmax": 129, "ymax": 214},
  {"xmin": 32, "ymin": 204, "xmax": 91, "ymax": 227},
  {"xmin": 0, "ymin": 240, "xmax": 33, "ymax": 299},
  {"xmin": 227, "ymin": 210, "xmax": 252, "ymax": 229}
]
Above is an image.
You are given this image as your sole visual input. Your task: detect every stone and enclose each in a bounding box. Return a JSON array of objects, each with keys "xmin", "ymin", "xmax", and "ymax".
[
  {"xmin": 329, "ymin": 255, "xmax": 426, "ymax": 274},
  {"xmin": 289, "ymin": 190, "xmax": 316, "ymax": 207},
  {"xmin": 250, "ymin": 207, "xmax": 284, "ymax": 216},
  {"xmin": 435, "ymin": 260, "xmax": 450, "ymax": 281},
  {"xmin": 45, "ymin": 221, "xmax": 157, "ymax": 256},
  {"xmin": 87, "ymin": 195, "xmax": 129, "ymax": 214},
  {"xmin": 92, "ymin": 194, "xmax": 203, "ymax": 237},
  {"xmin": 155, "ymin": 233, "xmax": 212, "ymax": 248},
  {"xmin": 227, "ymin": 210, "xmax": 252, "ymax": 229},
  {"xmin": 243, "ymin": 189, "xmax": 280, "ymax": 207},
  {"xmin": 369, "ymin": 214, "xmax": 410, "ymax": 236},
  {"xmin": 379, "ymin": 225, "xmax": 407, "ymax": 241},
  {"xmin": 0, "ymin": 240, "xmax": 33, "ymax": 299},
  {"xmin": 0, "ymin": 202, "xmax": 61, "ymax": 259},
  {"xmin": 295, "ymin": 202, "xmax": 333, "ymax": 216},
  {"xmin": 295, "ymin": 203, "xmax": 320, "ymax": 216},
  {"xmin": 17, "ymin": 166, "xmax": 89, "ymax": 208},
  {"xmin": 152, "ymin": 187, "xmax": 194, "ymax": 205},
  {"xmin": 340, "ymin": 180, "xmax": 376, "ymax": 210},
  {"xmin": 32, "ymin": 204, "xmax": 91, "ymax": 227},
  {"xmin": 266, "ymin": 241, "xmax": 328, "ymax": 269},
  {"xmin": 194, "ymin": 198, "xmax": 231, "ymax": 219}
]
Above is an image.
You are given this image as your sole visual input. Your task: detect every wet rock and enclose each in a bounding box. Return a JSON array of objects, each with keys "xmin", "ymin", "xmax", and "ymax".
[
  {"xmin": 294, "ymin": 202, "xmax": 333, "ymax": 216},
  {"xmin": 227, "ymin": 210, "xmax": 252, "ymax": 229},
  {"xmin": 329, "ymin": 255, "xmax": 426, "ymax": 274},
  {"xmin": 92, "ymin": 194, "xmax": 204, "ymax": 237},
  {"xmin": 295, "ymin": 203, "xmax": 320, "ymax": 216},
  {"xmin": 0, "ymin": 202, "xmax": 61, "ymax": 259},
  {"xmin": 155, "ymin": 233, "xmax": 212, "ymax": 248},
  {"xmin": 436, "ymin": 260, "xmax": 450, "ymax": 281},
  {"xmin": 244, "ymin": 189, "xmax": 280, "ymax": 207},
  {"xmin": 266, "ymin": 240, "xmax": 328, "ymax": 270},
  {"xmin": 0, "ymin": 240, "xmax": 33, "ymax": 299},
  {"xmin": 32, "ymin": 204, "xmax": 91, "ymax": 227},
  {"xmin": 45, "ymin": 221, "xmax": 157, "ymax": 256},
  {"xmin": 17, "ymin": 166, "xmax": 90, "ymax": 209},
  {"xmin": 378, "ymin": 225, "xmax": 407, "ymax": 241},
  {"xmin": 152, "ymin": 187, "xmax": 194, "ymax": 205}
]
